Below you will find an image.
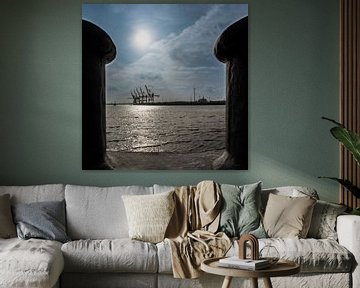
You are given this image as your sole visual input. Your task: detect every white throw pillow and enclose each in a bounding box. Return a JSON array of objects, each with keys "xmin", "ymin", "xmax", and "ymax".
[{"xmin": 122, "ymin": 191, "xmax": 175, "ymax": 243}]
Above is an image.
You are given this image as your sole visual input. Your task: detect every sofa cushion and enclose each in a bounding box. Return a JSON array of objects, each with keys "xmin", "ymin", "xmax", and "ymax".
[
  {"xmin": 153, "ymin": 184, "xmax": 175, "ymax": 194},
  {"xmin": 263, "ymin": 193, "xmax": 316, "ymax": 238},
  {"xmin": 232, "ymin": 238, "xmax": 353, "ymax": 273},
  {"xmin": 61, "ymin": 239, "xmax": 158, "ymax": 273},
  {"xmin": 0, "ymin": 194, "xmax": 16, "ymax": 238},
  {"xmin": 307, "ymin": 200, "xmax": 347, "ymax": 240},
  {"xmin": 158, "ymin": 237, "xmax": 353, "ymax": 274},
  {"xmin": 261, "ymin": 186, "xmax": 319, "ymax": 213},
  {"xmin": 0, "ymin": 238, "xmax": 64, "ymax": 288},
  {"xmin": 122, "ymin": 191, "xmax": 175, "ymax": 243},
  {"xmin": 65, "ymin": 185, "xmax": 153, "ymax": 239},
  {"xmin": 12, "ymin": 200, "xmax": 70, "ymax": 243},
  {"xmin": 156, "ymin": 240, "xmax": 173, "ymax": 274},
  {"xmin": 259, "ymin": 238, "xmax": 353, "ymax": 273},
  {"xmin": 218, "ymin": 182, "xmax": 266, "ymax": 238},
  {"xmin": 0, "ymin": 184, "xmax": 65, "ymax": 204}
]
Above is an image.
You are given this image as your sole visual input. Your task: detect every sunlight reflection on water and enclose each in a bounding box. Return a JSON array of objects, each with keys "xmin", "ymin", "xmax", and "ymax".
[{"xmin": 106, "ymin": 105, "xmax": 225, "ymax": 153}]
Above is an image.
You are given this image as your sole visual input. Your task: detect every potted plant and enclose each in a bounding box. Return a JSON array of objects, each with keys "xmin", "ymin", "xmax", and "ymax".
[{"xmin": 320, "ymin": 117, "xmax": 360, "ymax": 215}]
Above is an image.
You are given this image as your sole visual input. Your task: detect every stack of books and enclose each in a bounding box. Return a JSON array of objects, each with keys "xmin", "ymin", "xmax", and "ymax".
[{"xmin": 218, "ymin": 257, "xmax": 271, "ymax": 270}]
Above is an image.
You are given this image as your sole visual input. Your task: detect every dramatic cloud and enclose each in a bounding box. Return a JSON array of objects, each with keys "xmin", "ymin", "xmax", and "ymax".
[{"xmin": 84, "ymin": 4, "xmax": 247, "ymax": 103}]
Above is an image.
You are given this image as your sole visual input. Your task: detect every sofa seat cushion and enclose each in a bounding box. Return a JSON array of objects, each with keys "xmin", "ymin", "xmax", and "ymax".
[
  {"xmin": 157, "ymin": 238, "xmax": 354, "ymax": 274},
  {"xmin": 61, "ymin": 239, "xmax": 158, "ymax": 273},
  {"xmin": 156, "ymin": 240, "xmax": 173, "ymax": 274},
  {"xmin": 0, "ymin": 238, "xmax": 64, "ymax": 288},
  {"xmin": 229, "ymin": 238, "xmax": 353, "ymax": 273}
]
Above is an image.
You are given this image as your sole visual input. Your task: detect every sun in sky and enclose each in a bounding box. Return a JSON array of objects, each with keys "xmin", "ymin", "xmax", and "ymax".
[
  {"xmin": 82, "ymin": 4, "xmax": 248, "ymax": 103},
  {"xmin": 132, "ymin": 28, "xmax": 153, "ymax": 50}
]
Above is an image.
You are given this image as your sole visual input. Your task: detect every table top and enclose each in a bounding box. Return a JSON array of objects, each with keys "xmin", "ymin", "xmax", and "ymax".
[{"xmin": 201, "ymin": 257, "xmax": 300, "ymax": 278}]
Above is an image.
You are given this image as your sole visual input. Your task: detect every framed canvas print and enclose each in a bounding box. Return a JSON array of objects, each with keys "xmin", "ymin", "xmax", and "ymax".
[{"xmin": 82, "ymin": 4, "xmax": 248, "ymax": 170}]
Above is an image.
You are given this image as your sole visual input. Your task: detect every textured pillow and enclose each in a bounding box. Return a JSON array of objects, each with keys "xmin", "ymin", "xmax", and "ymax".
[
  {"xmin": 218, "ymin": 182, "xmax": 266, "ymax": 238},
  {"xmin": 122, "ymin": 191, "xmax": 175, "ymax": 243},
  {"xmin": 307, "ymin": 200, "xmax": 347, "ymax": 240},
  {"xmin": 12, "ymin": 200, "xmax": 70, "ymax": 243},
  {"xmin": 0, "ymin": 194, "xmax": 16, "ymax": 238},
  {"xmin": 263, "ymin": 193, "xmax": 316, "ymax": 238}
]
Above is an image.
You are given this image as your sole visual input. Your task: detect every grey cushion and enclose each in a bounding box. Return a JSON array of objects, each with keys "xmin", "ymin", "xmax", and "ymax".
[
  {"xmin": 12, "ymin": 200, "xmax": 70, "ymax": 243},
  {"xmin": 218, "ymin": 182, "xmax": 266, "ymax": 238}
]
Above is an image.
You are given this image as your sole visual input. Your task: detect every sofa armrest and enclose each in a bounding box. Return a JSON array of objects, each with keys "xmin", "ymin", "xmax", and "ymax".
[{"xmin": 337, "ymin": 215, "xmax": 360, "ymax": 288}]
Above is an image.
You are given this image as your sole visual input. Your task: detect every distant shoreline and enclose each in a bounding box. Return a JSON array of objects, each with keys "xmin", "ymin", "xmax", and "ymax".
[{"xmin": 106, "ymin": 101, "xmax": 226, "ymax": 106}]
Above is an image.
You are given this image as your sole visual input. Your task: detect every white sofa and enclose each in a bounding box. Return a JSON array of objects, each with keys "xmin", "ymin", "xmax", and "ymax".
[{"xmin": 0, "ymin": 183, "xmax": 358, "ymax": 288}]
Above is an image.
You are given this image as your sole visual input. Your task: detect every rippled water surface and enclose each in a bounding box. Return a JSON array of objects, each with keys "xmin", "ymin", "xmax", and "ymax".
[{"xmin": 106, "ymin": 105, "xmax": 225, "ymax": 153}]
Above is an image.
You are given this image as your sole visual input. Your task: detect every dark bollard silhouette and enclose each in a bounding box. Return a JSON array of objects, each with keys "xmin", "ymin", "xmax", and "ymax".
[
  {"xmin": 213, "ymin": 17, "xmax": 248, "ymax": 170},
  {"xmin": 82, "ymin": 20, "xmax": 116, "ymax": 169}
]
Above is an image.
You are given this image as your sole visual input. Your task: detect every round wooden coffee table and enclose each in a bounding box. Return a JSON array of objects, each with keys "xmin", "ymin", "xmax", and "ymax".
[{"xmin": 201, "ymin": 257, "xmax": 300, "ymax": 288}]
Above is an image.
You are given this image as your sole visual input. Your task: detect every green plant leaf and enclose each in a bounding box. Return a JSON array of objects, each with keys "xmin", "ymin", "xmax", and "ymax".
[
  {"xmin": 330, "ymin": 127, "xmax": 360, "ymax": 165},
  {"xmin": 351, "ymin": 208, "xmax": 360, "ymax": 215},
  {"xmin": 322, "ymin": 117, "xmax": 344, "ymax": 127},
  {"xmin": 318, "ymin": 177, "xmax": 360, "ymax": 199},
  {"xmin": 322, "ymin": 117, "xmax": 360, "ymax": 165}
]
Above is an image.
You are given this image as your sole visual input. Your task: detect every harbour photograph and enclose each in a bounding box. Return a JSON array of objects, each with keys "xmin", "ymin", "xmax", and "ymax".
[{"xmin": 82, "ymin": 4, "xmax": 248, "ymax": 170}]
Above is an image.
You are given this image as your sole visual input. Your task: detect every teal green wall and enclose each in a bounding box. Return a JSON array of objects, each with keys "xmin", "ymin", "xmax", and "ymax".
[{"xmin": 0, "ymin": 0, "xmax": 339, "ymax": 202}]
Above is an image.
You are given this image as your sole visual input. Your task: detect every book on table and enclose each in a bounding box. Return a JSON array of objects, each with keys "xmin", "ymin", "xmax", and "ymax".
[{"xmin": 218, "ymin": 257, "xmax": 271, "ymax": 270}]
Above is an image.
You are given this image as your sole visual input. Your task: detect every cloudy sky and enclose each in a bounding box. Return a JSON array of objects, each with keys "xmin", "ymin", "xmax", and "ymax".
[{"xmin": 82, "ymin": 4, "xmax": 248, "ymax": 103}]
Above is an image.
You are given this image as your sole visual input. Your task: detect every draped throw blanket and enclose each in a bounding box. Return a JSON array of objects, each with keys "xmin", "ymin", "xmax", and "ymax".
[{"xmin": 165, "ymin": 181, "xmax": 231, "ymax": 278}]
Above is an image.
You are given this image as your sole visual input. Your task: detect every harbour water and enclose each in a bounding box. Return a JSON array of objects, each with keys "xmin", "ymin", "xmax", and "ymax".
[{"xmin": 106, "ymin": 105, "xmax": 225, "ymax": 169}]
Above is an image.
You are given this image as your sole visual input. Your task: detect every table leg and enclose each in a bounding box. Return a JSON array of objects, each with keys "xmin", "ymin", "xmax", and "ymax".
[
  {"xmin": 263, "ymin": 277, "xmax": 273, "ymax": 288},
  {"xmin": 251, "ymin": 278, "xmax": 258, "ymax": 288},
  {"xmin": 221, "ymin": 276, "xmax": 233, "ymax": 288}
]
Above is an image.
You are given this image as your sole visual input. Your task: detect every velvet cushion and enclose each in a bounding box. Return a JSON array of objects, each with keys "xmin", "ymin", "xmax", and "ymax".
[
  {"xmin": 307, "ymin": 200, "xmax": 347, "ymax": 240},
  {"xmin": 12, "ymin": 200, "xmax": 70, "ymax": 243},
  {"xmin": 0, "ymin": 194, "xmax": 16, "ymax": 238},
  {"xmin": 218, "ymin": 182, "xmax": 266, "ymax": 238},
  {"xmin": 263, "ymin": 194, "xmax": 316, "ymax": 238},
  {"xmin": 122, "ymin": 191, "xmax": 175, "ymax": 243}
]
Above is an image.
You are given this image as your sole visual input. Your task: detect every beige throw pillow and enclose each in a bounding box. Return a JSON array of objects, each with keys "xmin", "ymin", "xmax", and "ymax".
[
  {"xmin": 263, "ymin": 193, "xmax": 316, "ymax": 238},
  {"xmin": 122, "ymin": 191, "xmax": 175, "ymax": 243},
  {"xmin": 0, "ymin": 194, "xmax": 17, "ymax": 238}
]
